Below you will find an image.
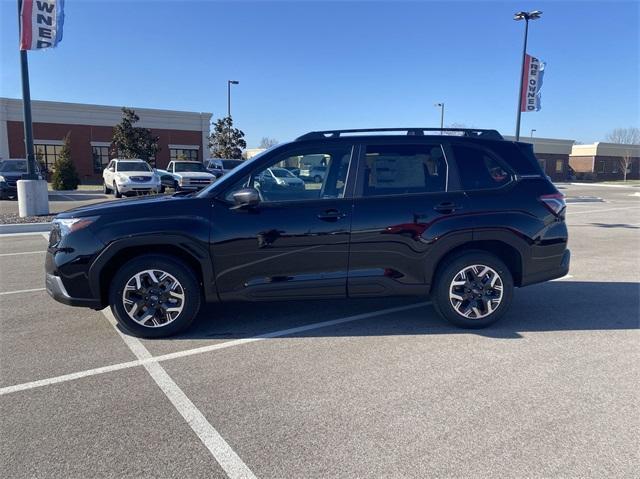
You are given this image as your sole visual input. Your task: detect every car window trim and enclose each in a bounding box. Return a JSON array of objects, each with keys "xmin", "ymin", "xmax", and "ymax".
[
  {"xmin": 214, "ymin": 142, "xmax": 358, "ymax": 205},
  {"xmin": 353, "ymin": 141, "xmax": 450, "ymax": 198},
  {"xmin": 448, "ymin": 141, "xmax": 516, "ymax": 193}
]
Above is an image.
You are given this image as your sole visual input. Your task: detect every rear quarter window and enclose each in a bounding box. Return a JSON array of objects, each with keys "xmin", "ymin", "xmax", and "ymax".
[{"xmin": 451, "ymin": 145, "xmax": 512, "ymax": 191}]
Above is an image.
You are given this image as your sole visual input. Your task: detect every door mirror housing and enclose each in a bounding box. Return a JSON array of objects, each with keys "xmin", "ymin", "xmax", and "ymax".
[
  {"xmin": 231, "ymin": 188, "xmax": 260, "ymax": 209},
  {"xmin": 108, "ymin": 166, "xmax": 115, "ymax": 172}
]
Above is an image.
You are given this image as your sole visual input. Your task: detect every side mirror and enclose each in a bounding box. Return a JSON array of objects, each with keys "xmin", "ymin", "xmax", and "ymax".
[
  {"xmin": 231, "ymin": 188, "xmax": 260, "ymax": 210},
  {"xmin": 108, "ymin": 167, "xmax": 115, "ymax": 172}
]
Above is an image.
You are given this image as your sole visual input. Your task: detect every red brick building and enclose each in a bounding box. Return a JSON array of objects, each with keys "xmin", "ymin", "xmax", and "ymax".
[
  {"xmin": 1, "ymin": 98, "xmax": 212, "ymax": 183},
  {"xmin": 569, "ymin": 142, "xmax": 640, "ymax": 181}
]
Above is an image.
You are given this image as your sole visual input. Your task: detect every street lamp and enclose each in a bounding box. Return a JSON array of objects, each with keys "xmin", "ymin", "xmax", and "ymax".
[
  {"xmin": 227, "ymin": 80, "xmax": 239, "ymax": 154},
  {"xmin": 434, "ymin": 102, "xmax": 445, "ymax": 130},
  {"xmin": 530, "ymin": 129, "xmax": 537, "ymax": 138},
  {"xmin": 514, "ymin": 10, "xmax": 542, "ymax": 141},
  {"xmin": 227, "ymin": 80, "xmax": 239, "ymax": 119}
]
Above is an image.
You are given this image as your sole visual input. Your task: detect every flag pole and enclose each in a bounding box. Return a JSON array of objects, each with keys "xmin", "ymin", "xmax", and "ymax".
[
  {"xmin": 515, "ymin": 17, "xmax": 529, "ymax": 142},
  {"xmin": 17, "ymin": 0, "xmax": 37, "ymax": 179}
]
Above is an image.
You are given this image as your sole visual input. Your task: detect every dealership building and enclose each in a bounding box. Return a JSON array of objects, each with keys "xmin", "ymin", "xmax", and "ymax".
[{"xmin": 0, "ymin": 98, "xmax": 212, "ymax": 182}]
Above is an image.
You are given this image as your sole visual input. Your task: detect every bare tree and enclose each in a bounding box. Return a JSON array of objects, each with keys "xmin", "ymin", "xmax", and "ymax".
[
  {"xmin": 606, "ymin": 127, "xmax": 640, "ymax": 181},
  {"xmin": 259, "ymin": 137, "xmax": 278, "ymax": 149}
]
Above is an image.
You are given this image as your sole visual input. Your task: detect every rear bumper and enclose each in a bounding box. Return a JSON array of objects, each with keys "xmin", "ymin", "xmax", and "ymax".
[
  {"xmin": 46, "ymin": 272, "xmax": 102, "ymax": 309},
  {"xmin": 521, "ymin": 249, "xmax": 570, "ymax": 286}
]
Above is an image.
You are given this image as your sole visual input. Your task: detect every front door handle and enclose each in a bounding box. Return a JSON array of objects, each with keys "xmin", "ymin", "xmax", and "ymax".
[
  {"xmin": 433, "ymin": 202, "xmax": 461, "ymax": 213},
  {"xmin": 317, "ymin": 209, "xmax": 347, "ymax": 221}
]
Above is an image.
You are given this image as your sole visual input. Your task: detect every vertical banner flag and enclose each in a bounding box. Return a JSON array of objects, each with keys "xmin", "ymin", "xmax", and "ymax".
[
  {"xmin": 521, "ymin": 54, "xmax": 546, "ymax": 112},
  {"xmin": 19, "ymin": 0, "xmax": 65, "ymax": 51}
]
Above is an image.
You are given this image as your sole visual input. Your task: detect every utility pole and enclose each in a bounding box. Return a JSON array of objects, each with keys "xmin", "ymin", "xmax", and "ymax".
[{"xmin": 17, "ymin": 0, "xmax": 37, "ymax": 179}]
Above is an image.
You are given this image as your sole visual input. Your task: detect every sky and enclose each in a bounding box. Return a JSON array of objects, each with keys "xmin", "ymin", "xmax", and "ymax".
[{"xmin": 1, "ymin": 0, "xmax": 638, "ymax": 147}]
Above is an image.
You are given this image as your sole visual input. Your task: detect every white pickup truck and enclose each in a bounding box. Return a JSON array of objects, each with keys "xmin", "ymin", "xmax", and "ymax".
[{"xmin": 156, "ymin": 161, "xmax": 216, "ymax": 191}]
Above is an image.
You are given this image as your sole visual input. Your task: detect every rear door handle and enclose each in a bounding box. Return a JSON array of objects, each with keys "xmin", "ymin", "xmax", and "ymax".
[
  {"xmin": 317, "ymin": 209, "xmax": 346, "ymax": 221},
  {"xmin": 433, "ymin": 202, "xmax": 461, "ymax": 213}
]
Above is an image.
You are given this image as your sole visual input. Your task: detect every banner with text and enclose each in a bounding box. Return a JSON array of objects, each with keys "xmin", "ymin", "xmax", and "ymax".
[
  {"xmin": 20, "ymin": 0, "xmax": 65, "ymax": 51},
  {"xmin": 521, "ymin": 54, "xmax": 546, "ymax": 112}
]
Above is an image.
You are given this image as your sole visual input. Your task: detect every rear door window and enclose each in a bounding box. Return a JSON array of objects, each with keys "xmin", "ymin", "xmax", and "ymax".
[
  {"xmin": 360, "ymin": 144, "xmax": 447, "ymax": 196},
  {"xmin": 450, "ymin": 145, "xmax": 512, "ymax": 191}
]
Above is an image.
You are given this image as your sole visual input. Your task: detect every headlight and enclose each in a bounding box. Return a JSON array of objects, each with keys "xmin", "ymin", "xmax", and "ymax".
[
  {"xmin": 53, "ymin": 216, "xmax": 99, "ymax": 236},
  {"xmin": 178, "ymin": 178, "xmax": 186, "ymax": 185}
]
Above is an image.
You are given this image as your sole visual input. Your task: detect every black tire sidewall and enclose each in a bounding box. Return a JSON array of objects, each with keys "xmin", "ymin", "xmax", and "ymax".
[
  {"xmin": 109, "ymin": 255, "xmax": 201, "ymax": 338},
  {"xmin": 433, "ymin": 252, "xmax": 513, "ymax": 329},
  {"xmin": 113, "ymin": 182, "xmax": 122, "ymax": 198}
]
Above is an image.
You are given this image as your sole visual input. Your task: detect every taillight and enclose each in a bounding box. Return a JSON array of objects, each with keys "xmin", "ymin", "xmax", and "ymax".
[{"xmin": 540, "ymin": 193, "xmax": 566, "ymax": 216}]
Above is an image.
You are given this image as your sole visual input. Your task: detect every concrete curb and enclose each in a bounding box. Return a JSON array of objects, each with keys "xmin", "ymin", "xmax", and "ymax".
[{"xmin": 0, "ymin": 222, "xmax": 52, "ymax": 235}]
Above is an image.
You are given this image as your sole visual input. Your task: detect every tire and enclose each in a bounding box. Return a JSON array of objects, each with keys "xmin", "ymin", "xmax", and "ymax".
[
  {"xmin": 103, "ymin": 182, "xmax": 111, "ymax": 194},
  {"xmin": 109, "ymin": 254, "xmax": 202, "ymax": 338},
  {"xmin": 113, "ymin": 182, "xmax": 122, "ymax": 198},
  {"xmin": 432, "ymin": 251, "xmax": 513, "ymax": 329},
  {"xmin": 160, "ymin": 185, "xmax": 166, "ymax": 194}
]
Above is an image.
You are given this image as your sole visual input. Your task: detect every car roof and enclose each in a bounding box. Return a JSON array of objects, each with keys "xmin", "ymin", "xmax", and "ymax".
[{"xmin": 113, "ymin": 158, "xmax": 145, "ymax": 162}]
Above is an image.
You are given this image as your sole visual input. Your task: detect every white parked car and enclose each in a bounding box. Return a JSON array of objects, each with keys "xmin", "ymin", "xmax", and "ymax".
[
  {"xmin": 103, "ymin": 159, "xmax": 161, "ymax": 198},
  {"xmin": 156, "ymin": 161, "xmax": 216, "ymax": 191}
]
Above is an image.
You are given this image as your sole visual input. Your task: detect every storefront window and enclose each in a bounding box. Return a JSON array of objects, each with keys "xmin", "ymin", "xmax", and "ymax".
[{"xmin": 35, "ymin": 144, "xmax": 62, "ymax": 172}]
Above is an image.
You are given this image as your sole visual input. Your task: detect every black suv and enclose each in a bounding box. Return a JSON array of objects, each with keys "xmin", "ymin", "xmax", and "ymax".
[{"xmin": 45, "ymin": 128, "xmax": 569, "ymax": 337}]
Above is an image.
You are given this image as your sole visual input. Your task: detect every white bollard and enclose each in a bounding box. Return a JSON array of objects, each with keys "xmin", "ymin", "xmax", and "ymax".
[{"xmin": 17, "ymin": 179, "xmax": 50, "ymax": 217}]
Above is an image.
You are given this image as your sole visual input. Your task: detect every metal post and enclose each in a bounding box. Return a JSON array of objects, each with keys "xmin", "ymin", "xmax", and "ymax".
[
  {"xmin": 17, "ymin": 0, "xmax": 37, "ymax": 179},
  {"xmin": 515, "ymin": 18, "xmax": 529, "ymax": 141},
  {"xmin": 440, "ymin": 103, "xmax": 445, "ymax": 130}
]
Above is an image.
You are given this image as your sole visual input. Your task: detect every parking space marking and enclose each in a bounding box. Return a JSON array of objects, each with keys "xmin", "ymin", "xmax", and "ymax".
[
  {"xmin": 41, "ymin": 232, "xmax": 49, "ymax": 241},
  {"xmin": 567, "ymin": 206, "xmax": 640, "ymax": 215},
  {"xmin": 0, "ymin": 287, "xmax": 45, "ymax": 296},
  {"xmin": 103, "ymin": 308, "xmax": 258, "ymax": 479},
  {"xmin": 0, "ymin": 232, "xmax": 49, "ymax": 238},
  {"xmin": 0, "ymin": 301, "xmax": 431, "ymax": 396},
  {"xmin": 552, "ymin": 274, "xmax": 573, "ymax": 281},
  {"xmin": 0, "ymin": 251, "xmax": 45, "ymax": 257}
]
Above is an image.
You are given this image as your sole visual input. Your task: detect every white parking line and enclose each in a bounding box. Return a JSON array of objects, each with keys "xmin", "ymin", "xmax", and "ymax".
[
  {"xmin": 0, "ymin": 232, "xmax": 49, "ymax": 238},
  {"xmin": 567, "ymin": 206, "xmax": 640, "ymax": 215},
  {"xmin": 551, "ymin": 274, "xmax": 573, "ymax": 281},
  {"xmin": 103, "ymin": 309, "xmax": 257, "ymax": 479},
  {"xmin": 0, "ymin": 287, "xmax": 45, "ymax": 296},
  {"xmin": 0, "ymin": 301, "xmax": 430, "ymax": 396},
  {"xmin": 0, "ymin": 251, "xmax": 45, "ymax": 257},
  {"xmin": 41, "ymin": 232, "xmax": 50, "ymax": 241}
]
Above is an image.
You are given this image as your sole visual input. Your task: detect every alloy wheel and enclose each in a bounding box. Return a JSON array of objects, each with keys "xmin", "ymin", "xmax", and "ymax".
[
  {"xmin": 122, "ymin": 269, "xmax": 185, "ymax": 327},
  {"xmin": 449, "ymin": 264, "xmax": 503, "ymax": 319}
]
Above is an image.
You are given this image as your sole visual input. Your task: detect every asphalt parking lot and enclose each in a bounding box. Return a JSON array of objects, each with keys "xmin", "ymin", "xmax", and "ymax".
[{"xmin": 1, "ymin": 183, "xmax": 638, "ymax": 478}]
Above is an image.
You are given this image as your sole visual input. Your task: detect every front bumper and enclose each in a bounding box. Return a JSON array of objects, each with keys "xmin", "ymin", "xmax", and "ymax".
[
  {"xmin": 0, "ymin": 182, "xmax": 17, "ymax": 198},
  {"xmin": 116, "ymin": 183, "xmax": 161, "ymax": 194},
  {"xmin": 46, "ymin": 272, "xmax": 102, "ymax": 308}
]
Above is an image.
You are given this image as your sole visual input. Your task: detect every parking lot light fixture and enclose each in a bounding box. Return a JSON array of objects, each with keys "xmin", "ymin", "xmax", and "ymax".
[
  {"xmin": 514, "ymin": 10, "xmax": 543, "ymax": 141},
  {"xmin": 227, "ymin": 80, "xmax": 239, "ymax": 119},
  {"xmin": 434, "ymin": 103, "xmax": 445, "ymax": 130}
]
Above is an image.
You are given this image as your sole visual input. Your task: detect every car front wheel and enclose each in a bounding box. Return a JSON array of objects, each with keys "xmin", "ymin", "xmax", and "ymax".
[
  {"xmin": 432, "ymin": 251, "xmax": 513, "ymax": 328},
  {"xmin": 113, "ymin": 182, "xmax": 122, "ymax": 198},
  {"xmin": 109, "ymin": 255, "xmax": 201, "ymax": 338}
]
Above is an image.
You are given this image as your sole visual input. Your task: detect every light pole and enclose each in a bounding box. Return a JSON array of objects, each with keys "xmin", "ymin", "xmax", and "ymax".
[
  {"xmin": 530, "ymin": 129, "xmax": 536, "ymax": 138},
  {"xmin": 226, "ymin": 80, "xmax": 239, "ymax": 155},
  {"xmin": 514, "ymin": 10, "xmax": 542, "ymax": 141},
  {"xmin": 434, "ymin": 102, "xmax": 445, "ymax": 130}
]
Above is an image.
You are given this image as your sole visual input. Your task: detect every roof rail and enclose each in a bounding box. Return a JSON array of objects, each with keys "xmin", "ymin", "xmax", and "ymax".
[{"xmin": 296, "ymin": 127, "xmax": 503, "ymax": 141}]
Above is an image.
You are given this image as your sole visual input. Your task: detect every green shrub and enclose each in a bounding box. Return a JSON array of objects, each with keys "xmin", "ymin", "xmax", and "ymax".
[{"xmin": 51, "ymin": 133, "xmax": 80, "ymax": 190}]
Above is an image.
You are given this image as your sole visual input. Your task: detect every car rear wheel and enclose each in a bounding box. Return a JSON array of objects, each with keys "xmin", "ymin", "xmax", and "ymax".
[
  {"xmin": 109, "ymin": 255, "xmax": 201, "ymax": 338},
  {"xmin": 432, "ymin": 251, "xmax": 513, "ymax": 328}
]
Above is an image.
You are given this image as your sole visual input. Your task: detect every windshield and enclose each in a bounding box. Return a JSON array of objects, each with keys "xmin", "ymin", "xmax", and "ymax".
[
  {"xmin": 117, "ymin": 161, "xmax": 151, "ymax": 172},
  {"xmin": 222, "ymin": 160, "xmax": 242, "ymax": 169},
  {"xmin": 174, "ymin": 162, "xmax": 207, "ymax": 172},
  {"xmin": 271, "ymin": 168, "xmax": 296, "ymax": 178},
  {"xmin": 0, "ymin": 160, "xmax": 29, "ymax": 173}
]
